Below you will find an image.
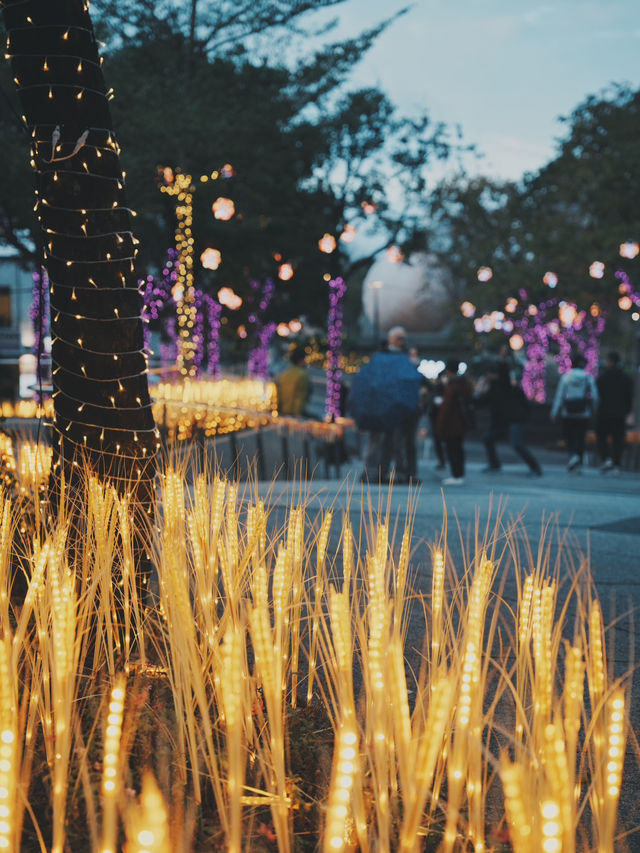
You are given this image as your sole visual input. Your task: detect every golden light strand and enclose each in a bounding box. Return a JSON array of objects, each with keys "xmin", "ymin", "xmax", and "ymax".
[
  {"xmin": 160, "ymin": 172, "xmax": 198, "ymax": 377},
  {"xmin": 124, "ymin": 772, "xmax": 170, "ymax": 853},
  {"xmin": 100, "ymin": 675, "xmax": 126, "ymax": 853},
  {"xmin": 324, "ymin": 721, "xmax": 359, "ymax": 852}
]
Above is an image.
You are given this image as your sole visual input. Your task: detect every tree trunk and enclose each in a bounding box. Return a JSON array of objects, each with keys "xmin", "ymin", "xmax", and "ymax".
[
  {"xmin": 186, "ymin": 0, "xmax": 198, "ymax": 83},
  {"xmin": 1, "ymin": 0, "xmax": 158, "ymax": 514}
]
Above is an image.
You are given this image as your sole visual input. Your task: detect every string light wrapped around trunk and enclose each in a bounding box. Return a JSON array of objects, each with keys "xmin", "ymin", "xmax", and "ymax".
[{"xmin": 2, "ymin": 0, "xmax": 158, "ymax": 501}]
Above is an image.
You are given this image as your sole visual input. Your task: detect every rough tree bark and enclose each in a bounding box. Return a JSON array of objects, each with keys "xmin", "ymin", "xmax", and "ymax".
[{"xmin": 1, "ymin": 0, "xmax": 158, "ymax": 519}]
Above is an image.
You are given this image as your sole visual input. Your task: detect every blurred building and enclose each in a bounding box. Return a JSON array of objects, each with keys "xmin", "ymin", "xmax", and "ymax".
[{"xmin": 0, "ymin": 248, "xmax": 39, "ymax": 399}]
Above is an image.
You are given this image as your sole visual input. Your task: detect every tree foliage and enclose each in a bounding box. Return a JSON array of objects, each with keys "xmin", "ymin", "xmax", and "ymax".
[
  {"xmin": 425, "ymin": 84, "xmax": 640, "ymax": 342},
  {"xmin": 78, "ymin": 10, "xmax": 455, "ymax": 327},
  {"xmin": 0, "ymin": 0, "xmax": 459, "ymax": 338}
]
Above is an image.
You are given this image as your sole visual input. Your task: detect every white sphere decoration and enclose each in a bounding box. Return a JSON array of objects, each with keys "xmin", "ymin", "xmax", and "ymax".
[{"xmin": 361, "ymin": 253, "xmax": 454, "ymax": 333}]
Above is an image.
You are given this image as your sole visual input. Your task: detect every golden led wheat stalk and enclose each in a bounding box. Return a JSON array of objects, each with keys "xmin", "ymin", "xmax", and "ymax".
[{"xmin": 0, "ymin": 441, "xmax": 633, "ymax": 851}]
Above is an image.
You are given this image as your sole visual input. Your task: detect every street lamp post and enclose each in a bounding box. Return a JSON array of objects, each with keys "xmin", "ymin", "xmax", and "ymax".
[{"xmin": 369, "ymin": 280, "xmax": 384, "ymax": 345}]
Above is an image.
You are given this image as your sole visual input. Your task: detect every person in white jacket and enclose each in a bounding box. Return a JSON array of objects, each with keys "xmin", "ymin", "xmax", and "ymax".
[{"xmin": 550, "ymin": 354, "xmax": 599, "ymax": 471}]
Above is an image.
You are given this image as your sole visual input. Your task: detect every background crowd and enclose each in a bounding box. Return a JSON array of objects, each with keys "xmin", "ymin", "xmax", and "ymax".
[{"xmin": 274, "ymin": 329, "xmax": 635, "ymax": 486}]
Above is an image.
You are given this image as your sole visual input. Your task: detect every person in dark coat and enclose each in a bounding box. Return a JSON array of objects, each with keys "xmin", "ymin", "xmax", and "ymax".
[
  {"xmin": 426, "ymin": 372, "xmax": 446, "ymax": 470},
  {"xmin": 474, "ymin": 361, "xmax": 510, "ymax": 471},
  {"xmin": 475, "ymin": 362, "xmax": 542, "ymax": 476},
  {"xmin": 436, "ymin": 357, "xmax": 474, "ymax": 485},
  {"xmin": 596, "ymin": 351, "xmax": 633, "ymax": 473}
]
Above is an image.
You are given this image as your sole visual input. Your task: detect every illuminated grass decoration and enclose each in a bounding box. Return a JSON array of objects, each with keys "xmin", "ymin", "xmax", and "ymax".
[{"xmin": 0, "ymin": 446, "xmax": 634, "ymax": 851}]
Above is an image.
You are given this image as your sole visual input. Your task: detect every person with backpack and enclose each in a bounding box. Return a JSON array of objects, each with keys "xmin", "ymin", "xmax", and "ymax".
[
  {"xmin": 550, "ymin": 353, "xmax": 599, "ymax": 471},
  {"xmin": 436, "ymin": 357, "xmax": 474, "ymax": 485}
]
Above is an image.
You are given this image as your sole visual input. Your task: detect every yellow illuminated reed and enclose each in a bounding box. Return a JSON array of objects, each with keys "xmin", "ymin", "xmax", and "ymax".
[
  {"xmin": 500, "ymin": 759, "xmax": 532, "ymax": 853},
  {"xmin": 17, "ymin": 441, "xmax": 52, "ymax": 498},
  {"xmin": 307, "ymin": 510, "xmax": 332, "ymax": 704},
  {"xmin": 593, "ymin": 689, "xmax": 626, "ymax": 853},
  {"xmin": 40, "ymin": 535, "xmax": 78, "ymax": 853},
  {"xmin": 363, "ymin": 523, "xmax": 392, "ymax": 848},
  {"xmin": 540, "ymin": 799, "xmax": 562, "ymax": 853},
  {"xmin": 287, "ymin": 507, "xmax": 305, "ymax": 709},
  {"xmin": 430, "ymin": 547, "xmax": 445, "ymax": 668},
  {"xmin": 219, "ymin": 624, "xmax": 247, "ymax": 853},
  {"xmin": 248, "ymin": 576, "xmax": 291, "ymax": 853},
  {"xmin": 101, "ymin": 675, "xmax": 126, "ymax": 853},
  {"xmin": 124, "ymin": 772, "xmax": 170, "ymax": 853},
  {"xmin": 0, "ymin": 445, "xmax": 634, "ymax": 852},
  {"xmin": 0, "ymin": 490, "xmax": 12, "ymax": 630},
  {"xmin": 326, "ymin": 588, "xmax": 367, "ymax": 850},
  {"xmin": 442, "ymin": 556, "xmax": 493, "ymax": 853},
  {"xmin": 324, "ymin": 720, "xmax": 359, "ymax": 853},
  {"xmin": 398, "ymin": 678, "xmax": 455, "ymax": 853},
  {"xmin": 563, "ymin": 643, "xmax": 584, "ymax": 802},
  {"xmin": 0, "ymin": 636, "xmax": 17, "ymax": 853}
]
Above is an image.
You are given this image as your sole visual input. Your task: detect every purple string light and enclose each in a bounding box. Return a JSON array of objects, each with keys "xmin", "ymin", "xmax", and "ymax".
[
  {"xmin": 202, "ymin": 293, "xmax": 222, "ymax": 378},
  {"xmin": 248, "ymin": 322, "xmax": 277, "ymax": 379},
  {"xmin": 160, "ymin": 316, "xmax": 179, "ymax": 378},
  {"xmin": 615, "ymin": 269, "xmax": 640, "ymax": 307},
  {"xmin": 247, "ymin": 279, "xmax": 276, "ymax": 379},
  {"xmin": 521, "ymin": 324, "xmax": 549, "ymax": 403},
  {"xmin": 140, "ymin": 248, "xmax": 179, "ymax": 355},
  {"xmin": 140, "ymin": 249, "xmax": 225, "ymax": 377},
  {"xmin": 30, "ymin": 267, "xmax": 50, "ymax": 399},
  {"xmin": 193, "ymin": 289, "xmax": 205, "ymax": 373},
  {"xmin": 476, "ymin": 293, "xmax": 606, "ymax": 402},
  {"xmin": 325, "ymin": 276, "xmax": 347, "ymax": 419}
]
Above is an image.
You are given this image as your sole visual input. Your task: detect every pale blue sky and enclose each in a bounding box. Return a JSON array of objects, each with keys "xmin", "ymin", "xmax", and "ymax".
[{"xmin": 321, "ymin": 0, "xmax": 640, "ymax": 180}]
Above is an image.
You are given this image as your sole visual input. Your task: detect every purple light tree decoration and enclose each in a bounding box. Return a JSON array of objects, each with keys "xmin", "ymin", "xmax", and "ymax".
[
  {"xmin": 30, "ymin": 267, "xmax": 50, "ymax": 398},
  {"xmin": 192, "ymin": 289, "xmax": 206, "ymax": 373},
  {"xmin": 521, "ymin": 325, "xmax": 549, "ymax": 403},
  {"xmin": 140, "ymin": 248, "xmax": 179, "ymax": 356},
  {"xmin": 160, "ymin": 316, "xmax": 179, "ymax": 378},
  {"xmin": 325, "ymin": 276, "xmax": 347, "ymax": 419},
  {"xmin": 202, "ymin": 293, "xmax": 222, "ymax": 378},
  {"xmin": 247, "ymin": 278, "xmax": 276, "ymax": 379},
  {"xmin": 473, "ymin": 290, "xmax": 606, "ymax": 402},
  {"xmin": 615, "ymin": 269, "xmax": 640, "ymax": 308},
  {"xmin": 248, "ymin": 322, "xmax": 277, "ymax": 379},
  {"xmin": 549, "ymin": 299, "xmax": 607, "ymax": 377}
]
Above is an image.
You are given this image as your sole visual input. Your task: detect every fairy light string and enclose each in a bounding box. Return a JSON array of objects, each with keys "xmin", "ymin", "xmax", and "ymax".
[
  {"xmin": 325, "ymin": 276, "xmax": 347, "ymax": 420},
  {"xmin": 30, "ymin": 267, "xmax": 50, "ymax": 401},
  {"xmin": 469, "ymin": 290, "xmax": 606, "ymax": 402},
  {"xmin": 247, "ymin": 278, "xmax": 276, "ymax": 379},
  {"xmin": 160, "ymin": 170, "xmax": 198, "ymax": 378},
  {"xmin": 1, "ymin": 0, "xmax": 158, "ymax": 484}
]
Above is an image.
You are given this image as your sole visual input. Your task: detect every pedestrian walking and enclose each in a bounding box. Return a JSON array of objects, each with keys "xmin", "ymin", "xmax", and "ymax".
[
  {"xmin": 426, "ymin": 372, "xmax": 447, "ymax": 470},
  {"xmin": 436, "ymin": 358, "xmax": 474, "ymax": 485},
  {"xmin": 349, "ymin": 327, "xmax": 422, "ymax": 483},
  {"xmin": 474, "ymin": 361, "xmax": 510, "ymax": 472},
  {"xmin": 475, "ymin": 361, "xmax": 542, "ymax": 476},
  {"xmin": 596, "ymin": 351, "xmax": 633, "ymax": 473},
  {"xmin": 550, "ymin": 354, "xmax": 599, "ymax": 471}
]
